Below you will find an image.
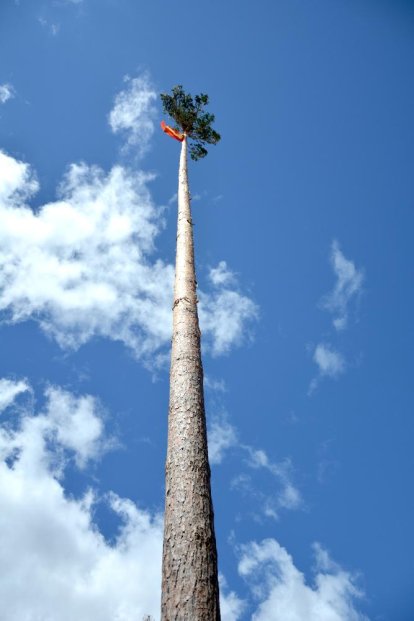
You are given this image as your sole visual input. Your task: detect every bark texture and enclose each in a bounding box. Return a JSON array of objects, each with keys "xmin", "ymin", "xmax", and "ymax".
[{"xmin": 161, "ymin": 137, "xmax": 221, "ymax": 621}]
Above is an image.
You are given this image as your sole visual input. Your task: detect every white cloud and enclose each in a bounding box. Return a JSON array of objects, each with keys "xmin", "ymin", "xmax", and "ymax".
[
  {"xmin": 109, "ymin": 74, "xmax": 157, "ymax": 157},
  {"xmin": 209, "ymin": 260, "xmax": 236, "ymax": 287},
  {"xmin": 239, "ymin": 539, "xmax": 368, "ymax": 621},
  {"xmin": 208, "ymin": 415, "xmax": 238, "ymax": 465},
  {"xmin": 167, "ymin": 192, "xmax": 177, "ymax": 205},
  {"xmin": 200, "ymin": 266, "xmax": 258, "ymax": 356},
  {"xmin": 313, "ymin": 343, "xmax": 345, "ymax": 378},
  {"xmin": 322, "ymin": 241, "xmax": 363, "ymax": 331},
  {"xmin": 0, "ymin": 150, "xmax": 39, "ymax": 201},
  {"xmin": 204, "ymin": 375, "xmax": 227, "ymax": 393},
  {"xmin": 0, "ymin": 152, "xmax": 174, "ymax": 360},
  {"xmin": 43, "ymin": 387, "xmax": 107, "ymax": 468},
  {"xmin": 205, "ymin": 363, "xmax": 301, "ymax": 521},
  {"xmin": 0, "ymin": 380, "xmax": 164, "ymax": 621},
  {"xmin": 206, "ymin": 376, "xmax": 301, "ymax": 519},
  {"xmin": 0, "ymin": 83, "xmax": 15, "ymax": 104},
  {"xmin": 0, "ymin": 149, "xmax": 256, "ymax": 364},
  {"xmin": 0, "ymin": 383, "xmax": 107, "ymax": 472},
  {"xmin": 220, "ymin": 574, "xmax": 246, "ymax": 621},
  {"xmin": 227, "ymin": 444, "xmax": 302, "ymax": 522},
  {"xmin": 243, "ymin": 447, "xmax": 302, "ymax": 516},
  {"xmin": 309, "ymin": 343, "xmax": 346, "ymax": 394},
  {"xmin": 309, "ymin": 241, "xmax": 360, "ymax": 393},
  {"xmin": 0, "ymin": 378, "xmax": 29, "ymax": 413}
]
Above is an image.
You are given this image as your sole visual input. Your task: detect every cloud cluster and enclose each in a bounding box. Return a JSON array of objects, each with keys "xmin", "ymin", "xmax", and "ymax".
[
  {"xmin": 0, "ymin": 149, "xmax": 256, "ymax": 363},
  {"xmin": 0, "ymin": 83, "xmax": 15, "ymax": 104},
  {"xmin": 0, "ymin": 379, "xmax": 163, "ymax": 621},
  {"xmin": 0, "ymin": 151, "xmax": 173, "ymax": 359},
  {"xmin": 239, "ymin": 539, "xmax": 368, "ymax": 621}
]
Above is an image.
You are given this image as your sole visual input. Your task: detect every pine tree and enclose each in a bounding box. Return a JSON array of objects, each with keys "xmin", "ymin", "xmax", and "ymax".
[{"xmin": 160, "ymin": 86, "xmax": 221, "ymax": 620}]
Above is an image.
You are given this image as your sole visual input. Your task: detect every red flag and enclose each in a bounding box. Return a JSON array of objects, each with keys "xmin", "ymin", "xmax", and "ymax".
[{"xmin": 161, "ymin": 120, "xmax": 185, "ymax": 142}]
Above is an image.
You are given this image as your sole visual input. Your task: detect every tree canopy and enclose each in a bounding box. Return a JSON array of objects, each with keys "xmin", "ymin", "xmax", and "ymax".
[{"xmin": 160, "ymin": 85, "xmax": 221, "ymax": 160}]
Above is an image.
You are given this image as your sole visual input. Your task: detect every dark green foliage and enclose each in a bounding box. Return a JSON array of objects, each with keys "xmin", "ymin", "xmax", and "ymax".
[{"xmin": 160, "ymin": 85, "xmax": 221, "ymax": 161}]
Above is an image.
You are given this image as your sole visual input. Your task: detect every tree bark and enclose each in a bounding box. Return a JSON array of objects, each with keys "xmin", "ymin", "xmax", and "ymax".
[{"xmin": 161, "ymin": 137, "xmax": 221, "ymax": 621}]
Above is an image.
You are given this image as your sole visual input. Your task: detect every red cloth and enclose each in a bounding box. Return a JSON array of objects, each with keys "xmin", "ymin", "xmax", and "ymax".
[{"xmin": 161, "ymin": 120, "xmax": 184, "ymax": 142}]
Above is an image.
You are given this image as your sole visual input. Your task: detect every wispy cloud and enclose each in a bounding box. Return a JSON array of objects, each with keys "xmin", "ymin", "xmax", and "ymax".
[
  {"xmin": 322, "ymin": 240, "xmax": 363, "ymax": 331},
  {"xmin": 204, "ymin": 375, "xmax": 227, "ymax": 394},
  {"xmin": 238, "ymin": 538, "xmax": 368, "ymax": 621},
  {"xmin": 309, "ymin": 343, "xmax": 346, "ymax": 393},
  {"xmin": 206, "ymin": 413, "xmax": 301, "ymax": 520},
  {"xmin": 51, "ymin": 0, "xmax": 84, "ymax": 5},
  {"xmin": 208, "ymin": 415, "xmax": 238, "ymax": 465},
  {"xmin": 109, "ymin": 73, "xmax": 157, "ymax": 157},
  {"xmin": 38, "ymin": 16, "xmax": 60, "ymax": 36},
  {"xmin": 206, "ymin": 374, "xmax": 301, "ymax": 521},
  {"xmin": 244, "ymin": 447, "xmax": 302, "ymax": 511},
  {"xmin": 308, "ymin": 241, "xmax": 363, "ymax": 394},
  {"xmin": 0, "ymin": 83, "xmax": 15, "ymax": 105},
  {"xmin": 167, "ymin": 192, "xmax": 177, "ymax": 205},
  {"xmin": 233, "ymin": 446, "xmax": 302, "ymax": 519}
]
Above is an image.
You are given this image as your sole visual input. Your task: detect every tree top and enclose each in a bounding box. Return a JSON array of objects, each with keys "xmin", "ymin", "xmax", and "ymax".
[{"xmin": 160, "ymin": 85, "xmax": 221, "ymax": 161}]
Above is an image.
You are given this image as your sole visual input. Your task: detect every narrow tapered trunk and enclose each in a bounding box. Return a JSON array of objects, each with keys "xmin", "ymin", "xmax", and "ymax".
[{"xmin": 161, "ymin": 137, "xmax": 221, "ymax": 621}]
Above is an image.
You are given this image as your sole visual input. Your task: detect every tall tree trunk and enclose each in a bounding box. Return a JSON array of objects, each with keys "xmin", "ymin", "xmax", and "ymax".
[{"xmin": 161, "ymin": 137, "xmax": 221, "ymax": 621}]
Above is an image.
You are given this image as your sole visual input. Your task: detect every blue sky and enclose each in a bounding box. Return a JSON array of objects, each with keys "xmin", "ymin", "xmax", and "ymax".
[{"xmin": 0, "ymin": 0, "xmax": 413, "ymax": 619}]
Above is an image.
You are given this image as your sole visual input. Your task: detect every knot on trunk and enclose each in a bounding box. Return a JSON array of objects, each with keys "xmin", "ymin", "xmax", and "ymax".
[{"xmin": 172, "ymin": 296, "xmax": 192, "ymax": 310}]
